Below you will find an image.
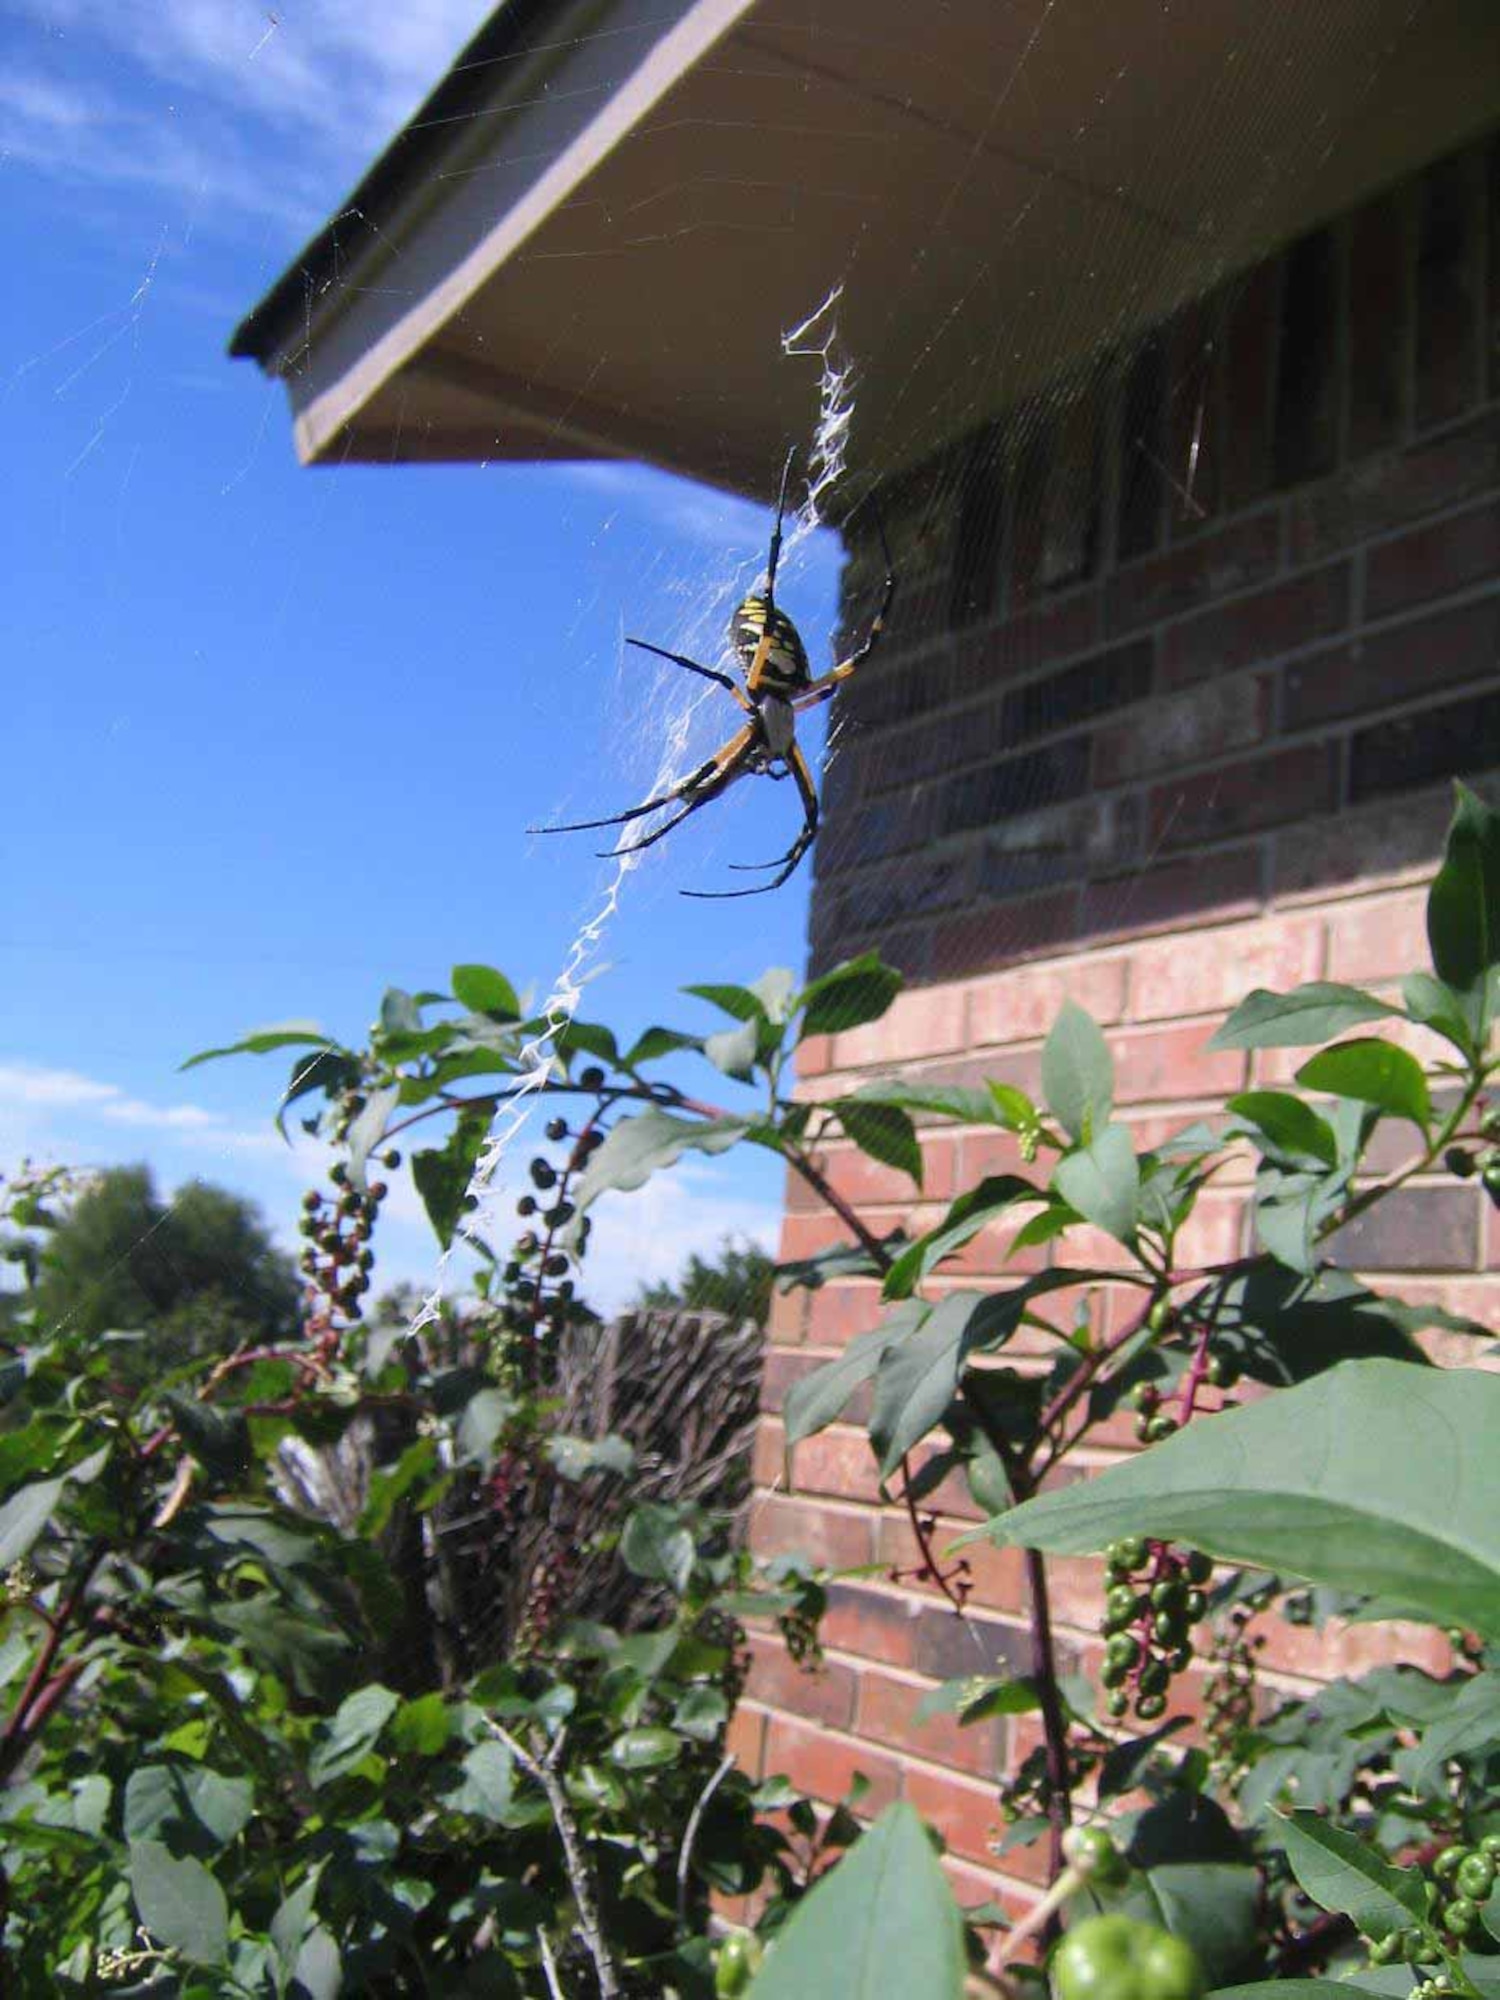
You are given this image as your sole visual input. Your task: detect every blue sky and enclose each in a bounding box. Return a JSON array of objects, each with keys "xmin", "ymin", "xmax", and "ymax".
[{"xmin": 2, "ymin": 1, "xmax": 845, "ymax": 1307}]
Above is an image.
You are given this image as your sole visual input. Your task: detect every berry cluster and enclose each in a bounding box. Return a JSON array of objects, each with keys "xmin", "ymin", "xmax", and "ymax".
[
  {"xmin": 1447, "ymin": 1104, "xmax": 1500, "ymax": 1201},
  {"xmin": 297, "ymin": 1155, "xmax": 395, "ymax": 1352},
  {"xmin": 501, "ymin": 1107, "xmax": 605, "ymax": 1348},
  {"xmin": 1100, "ymin": 1539, "xmax": 1211, "ymax": 1721},
  {"xmin": 1201, "ymin": 1601, "xmax": 1265, "ymax": 1773}
]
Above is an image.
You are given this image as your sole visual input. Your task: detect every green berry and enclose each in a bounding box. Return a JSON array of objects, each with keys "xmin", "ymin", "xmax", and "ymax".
[
  {"xmin": 1480, "ymin": 1832, "xmax": 1500, "ymax": 1858},
  {"xmin": 1444, "ymin": 1895, "xmax": 1479, "ymax": 1934},
  {"xmin": 1062, "ymin": 1826, "xmax": 1130, "ymax": 1890},
  {"xmin": 1105, "ymin": 1688, "xmax": 1129, "ymax": 1719},
  {"xmin": 1145, "ymin": 1415, "xmax": 1178, "ymax": 1442},
  {"xmin": 1136, "ymin": 1691, "xmax": 1168, "ymax": 1721},
  {"xmin": 1455, "ymin": 1853, "xmax": 1494, "ymax": 1901},
  {"xmin": 1367, "ymin": 1933, "xmax": 1404, "ymax": 1965},
  {"xmin": 1434, "ymin": 1844, "xmax": 1470, "ymax": 1881},
  {"xmin": 1185, "ymin": 1551, "xmax": 1213, "ymax": 1585},
  {"xmin": 1050, "ymin": 1916, "xmax": 1206, "ymax": 2000}
]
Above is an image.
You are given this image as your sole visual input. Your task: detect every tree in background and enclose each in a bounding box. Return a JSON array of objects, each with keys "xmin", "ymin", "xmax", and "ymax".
[
  {"xmin": 14, "ymin": 1163, "xmax": 298, "ymax": 1377},
  {"xmin": 636, "ymin": 1233, "xmax": 775, "ymax": 1323}
]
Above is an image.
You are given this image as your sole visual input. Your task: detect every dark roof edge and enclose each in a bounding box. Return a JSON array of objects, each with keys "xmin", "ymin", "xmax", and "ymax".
[{"xmin": 229, "ymin": 0, "xmax": 561, "ymax": 365}]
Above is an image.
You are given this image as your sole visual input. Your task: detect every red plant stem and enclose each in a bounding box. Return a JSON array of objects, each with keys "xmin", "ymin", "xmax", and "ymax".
[
  {"xmin": 1020, "ymin": 1530, "xmax": 1073, "ymax": 1904},
  {"xmin": 0, "ymin": 1544, "xmax": 104, "ymax": 1779},
  {"xmin": 898, "ymin": 1459, "xmax": 970, "ymax": 1615}
]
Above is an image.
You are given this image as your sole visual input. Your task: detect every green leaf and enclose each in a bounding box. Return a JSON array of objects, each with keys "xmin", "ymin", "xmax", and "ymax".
[
  {"xmin": 1209, "ymin": 982, "xmax": 1399, "ymax": 1050},
  {"xmin": 704, "ymin": 1018, "xmax": 760, "ymax": 1079},
  {"xmin": 625, "ymin": 1025, "xmax": 702, "ymax": 1066},
  {"xmin": 837, "ymin": 1101, "xmax": 923, "ymax": 1187},
  {"xmin": 412, "ymin": 1107, "xmax": 490, "ymax": 1248},
  {"xmin": 870, "ymin": 1287, "xmax": 1052, "ymax": 1477},
  {"xmin": 1054, "ymin": 1124, "xmax": 1139, "ymax": 1244},
  {"xmin": 850, "ymin": 1079, "xmax": 997, "ymax": 1125},
  {"xmin": 1405, "ymin": 1669, "xmax": 1500, "ymax": 1785},
  {"xmin": 882, "ymin": 1175, "xmax": 1039, "ymax": 1300},
  {"xmin": 1041, "ymin": 1001, "xmax": 1114, "ymax": 1143},
  {"xmin": 1296, "ymin": 1039, "xmax": 1432, "ymax": 1133},
  {"xmin": 1215, "ymin": 1987, "xmax": 1394, "ymax": 1999},
  {"xmin": 1272, "ymin": 1809, "xmax": 1427, "ymax": 1939},
  {"xmin": 1402, "ymin": 970, "xmax": 1476, "ymax": 1056},
  {"xmin": 745, "ymin": 1802, "xmax": 964, "ymax": 1999},
  {"xmin": 390, "ymin": 1692, "xmax": 451, "ymax": 1757},
  {"xmin": 574, "ymin": 1107, "xmax": 748, "ymax": 1208},
  {"xmin": 0, "ymin": 1475, "xmax": 68, "ymax": 1567},
  {"xmin": 163, "ymin": 1395, "xmax": 252, "ymax": 1484},
  {"xmin": 180, "ymin": 1021, "xmax": 331, "ymax": 1071},
  {"xmin": 987, "ymin": 1081, "xmax": 1040, "ymax": 1132},
  {"xmin": 1204, "ymin": 1266, "xmax": 1429, "ymax": 1385},
  {"xmin": 983, "ymin": 1359, "xmax": 1500, "ymax": 1639},
  {"xmin": 1427, "ymin": 781, "xmax": 1500, "ymax": 1013},
  {"xmin": 309, "ymin": 1684, "xmax": 399, "ymax": 1786},
  {"xmin": 128, "ymin": 1840, "xmax": 229, "ymax": 1965},
  {"xmin": 547, "ymin": 1433, "xmax": 634, "ymax": 1479},
  {"xmin": 609, "ymin": 1726, "xmax": 681, "ymax": 1770},
  {"xmin": 1226, "ymin": 1091, "xmax": 1338, "ymax": 1167},
  {"xmin": 752, "ymin": 967, "xmax": 800, "ymax": 1022},
  {"xmin": 797, "ymin": 954, "xmax": 903, "ymax": 1039},
  {"xmin": 358, "ymin": 1437, "xmax": 442, "ymax": 1537},
  {"xmin": 451, "ymin": 964, "xmax": 521, "ymax": 1019},
  {"xmin": 448, "ymin": 1739, "xmax": 515, "ymax": 1821},
  {"xmin": 621, "ymin": 1503, "xmax": 695, "ymax": 1593},
  {"xmin": 683, "ymin": 982, "xmax": 765, "ymax": 1023},
  {"xmin": 784, "ymin": 1321, "xmax": 912, "ymax": 1447},
  {"xmin": 913, "ymin": 1676, "xmax": 1038, "ymax": 1725}
]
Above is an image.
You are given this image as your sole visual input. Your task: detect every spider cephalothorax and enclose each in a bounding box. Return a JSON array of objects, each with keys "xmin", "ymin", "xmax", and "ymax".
[{"xmin": 532, "ymin": 448, "xmax": 895, "ymax": 897}]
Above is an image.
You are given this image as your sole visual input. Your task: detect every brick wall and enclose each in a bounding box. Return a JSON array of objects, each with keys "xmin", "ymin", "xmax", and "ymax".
[{"xmin": 738, "ymin": 128, "xmax": 1500, "ymax": 1917}]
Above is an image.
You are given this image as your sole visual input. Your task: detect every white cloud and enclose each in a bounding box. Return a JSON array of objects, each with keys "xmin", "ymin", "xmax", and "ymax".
[
  {"xmin": 0, "ymin": 1059, "xmax": 262, "ymax": 1150},
  {"xmin": 6, "ymin": 0, "xmax": 496, "ymax": 226},
  {"xmin": 585, "ymin": 1160, "xmax": 780, "ymax": 1315},
  {"xmin": 0, "ymin": 1062, "xmax": 120, "ymax": 1109}
]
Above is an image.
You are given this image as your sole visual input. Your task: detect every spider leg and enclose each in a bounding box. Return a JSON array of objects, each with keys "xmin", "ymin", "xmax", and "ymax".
[
  {"xmin": 625, "ymin": 637, "xmax": 751, "ymax": 711},
  {"xmin": 600, "ymin": 726, "xmax": 757, "ymax": 858},
  {"xmin": 793, "ymin": 490, "xmax": 897, "ymax": 709},
  {"xmin": 764, "ymin": 443, "xmax": 796, "ymax": 608},
  {"xmin": 683, "ymin": 743, "xmax": 819, "ymax": 899},
  {"xmin": 528, "ymin": 740, "xmax": 735, "ymax": 837}
]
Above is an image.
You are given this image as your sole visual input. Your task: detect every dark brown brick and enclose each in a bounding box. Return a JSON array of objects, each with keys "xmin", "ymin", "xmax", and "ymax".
[
  {"xmin": 1000, "ymin": 639, "xmax": 1153, "ymax": 745},
  {"xmin": 857, "ymin": 1667, "xmax": 1004, "ymax": 1777},
  {"xmin": 1165, "ymin": 295, "xmax": 1223, "ymax": 532},
  {"xmin": 1287, "ymin": 409, "xmax": 1500, "ymax": 564},
  {"xmin": 1107, "ymin": 512, "xmax": 1280, "ymax": 636},
  {"xmin": 1224, "ymin": 259, "xmax": 1280, "ymax": 508},
  {"xmin": 1078, "ymin": 846, "xmax": 1263, "ymax": 941},
  {"xmin": 949, "ymin": 430, "xmax": 1005, "ymax": 629},
  {"xmin": 844, "ymin": 645, "xmax": 958, "ymax": 731},
  {"xmin": 1351, "ymin": 685, "xmax": 1500, "ymax": 803},
  {"xmin": 1035, "ymin": 378, "xmax": 1103, "ymax": 592},
  {"xmin": 1162, "ymin": 564, "xmax": 1349, "ymax": 689},
  {"xmin": 1148, "ymin": 742, "xmax": 1339, "ymax": 852},
  {"xmin": 929, "ymin": 890, "xmax": 1081, "ymax": 980},
  {"xmin": 1325, "ymin": 1186, "xmax": 1479, "ymax": 1273},
  {"xmin": 822, "ymin": 1585, "xmax": 922, "ymax": 1670},
  {"xmin": 914, "ymin": 1607, "xmax": 1032, "ymax": 1684},
  {"xmin": 1274, "ymin": 228, "xmax": 1341, "ymax": 489},
  {"xmin": 935, "ymin": 738, "xmax": 1091, "ymax": 840},
  {"xmin": 1366, "ymin": 498, "xmax": 1500, "ymax": 620},
  {"xmin": 1348, "ymin": 188, "xmax": 1409, "ymax": 461},
  {"xmin": 1094, "ymin": 675, "xmax": 1271, "ymax": 786},
  {"xmin": 748, "ymin": 1496, "xmax": 876, "ymax": 1572},
  {"xmin": 1009, "ymin": 419, "xmax": 1051, "ymax": 604},
  {"xmin": 951, "ymin": 592, "xmax": 1099, "ymax": 698},
  {"xmin": 826, "ymin": 848, "xmax": 978, "ymax": 932},
  {"xmin": 1415, "ymin": 151, "xmax": 1482, "ymax": 432},
  {"xmin": 1283, "ymin": 596, "xmax": 1500, "ymax": 731},
  {"xmin": 979, "ymin": 792, "xmax": 1141, "ymax": 899},
  {"xmin": 1270, "ymin": 781, "xmax": 1466, "ymax": 900},
  {"xmin": 1490, "ymin": 135, "xmax": 1500, "ymax": 403},
  {"xmin": 746, "ymin": 1635, "xmax": 857, "ymax": 1729}
]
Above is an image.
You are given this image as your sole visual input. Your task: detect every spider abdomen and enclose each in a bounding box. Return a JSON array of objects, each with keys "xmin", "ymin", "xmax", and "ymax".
[{"xmin": 732, "ymin": 594, "xmax": 809, "ymax": 694}]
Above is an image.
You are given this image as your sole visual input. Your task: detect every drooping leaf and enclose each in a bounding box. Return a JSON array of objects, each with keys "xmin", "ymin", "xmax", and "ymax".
[
  {"xmin": 1054, "ymin": 1123, "xmax": 1139, "ymax": 1244},
  {"xmin": 1225, "ymin": 1091, "xmax": 1338, "ymax": 1167},
  {"xmin": 625, "ymin": 1025, "xmax": 702, "ymax": 1066},
  {"xmin": 784, "ymin": 1320, "xmax": 914, "ymax": 1447},
  {"xmin": 574, "ymin": 1108, "xmax": 749, "ymax": 1208},
  {"xmin": 308, "ymin": 1684, "xmax": 400, "ymax": 1787},
  {"xmin": 181, "ymin": 1022, "xmax": 332, "ymax": 1071},
  {"xmin": 913, "ymin": 1676, "xmax": 1038, "ymax": 1725},
  {"xmin": 1296, "ymin": 1040, "xmax": 1431, "ymax": 1134},
  {"xmin": 1041, "ymin": 1001, "xmax": 1114, "ymax": 1143},
  {"xmin": 683, "ymin": 982, "xmax": 765, "ymax": 1023},
  {"xmin": 836, "ymin": 1101, "xmax": 923, "ymax": 1187},
  {"xmin": 983, "ymin": 1360, "xmax": 1500, "ymax": 1639},
  {"xmin": 882, "ymin": 1175, "xmax": 1040, "ymax": 1300},
  {"xmin": 447, "ymin": 1739, "xmax": 515, "ymax": 1821},
  {"xmin": 450, "ymin": 964, "xmax": 521, "ymax": 1019},
  {"xmin": 704, "ymin": 1018, "xmax": 760, "ymax": 1079},
  {"xmin": 797, "ymin": 954, "xmax": 903, "ymax": 1040},
  {"xmin": 620, "ymin": 1502, "xmax": 695, "ymax": 1594},
  {"xmin": 1209, "ymin": 983, "xmax": 1400, "ymax": 1051},
  {"xmin": 128, "ymin": 1840, "xmax": 229, "ymax": 1966},
  {"xmin": 745, "ymin": 1802, "xmax": 964, "ymax": 1999},
  {"xmin": 1427, "ymin": 781, "xmax": 1500, "ymax": 1012},
  {"xmin": 1401, "ymin": 969, "xmax": 1476, "ymax": 1056},
  {"xmin": 412, "ymin": 1107, "xmax": 490, "ymax": 1249},
  {"xmin": 1405, "ymin": 1669, "xmax": 1500, "ymax": 1785},
  {"xmin": 1271, "ymin": 1809, "xmax": 1428, "ymax": 1939},
  {"xmin": 751, "ymin": 967, "xmax": 800, "ymax": 1022},
  {"xmin": 1202, "ymin": 1265, "xmax": 1430, "ymax": 1385}
]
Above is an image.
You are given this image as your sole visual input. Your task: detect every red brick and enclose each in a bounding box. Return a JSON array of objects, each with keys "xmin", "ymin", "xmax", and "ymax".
[
  {"xmin": 930, "ymin": 891, "xmax": 1082, "ymax": 981},
  {"xmin": 1161, "ymin": 564, "xmax": 1349, "ymax": 689},
  {"xmin": 1270, "ymin": 782, "xmax": 1455, "ymax": 901},
  {"xmin": 857, "ymin": 1667, "xmax": 1004, "ymax": 1777},
  {"xmin": 820, "ymin": 1135, "xmax": 957, "ymax": 1209},
  {"xmin": 1079, "ymin": 846, "xmax": 1264, "ymax": 943},
  {"xmin": 878, "ymin": 1513, "xmax": 1029, "ymax": 1617},
  {"xmin": 958, "ymin": 1128, "xmax": 1030, "ymax": 1182},
  {"xmin": 773, "ymin": 1423, "xmax": 882, "ymax": 1505},
  {"xmin": 1173, "ymin": 1194, "xmax": 1248, "ymax": 1267},
  {"xmin": 760, "ymin": 1348, "xmax": 817, "ymax": 1416},
  {"xmin": 968, "ymin": 956, "xmax": 1128, "ymax": 1047},
  {"xmin": 748, "ymin": 1494, "xmax": 876, "ymax": 1571},
  {"xmin": 1367, "ymin": 498, "xmax": 1500, "ymax": 620},
  {"xmin": 1325, "ymin": 890, "xmax": 1428, "ymax": 983},
  {"xmin": 1110, "ymin": 1022, "xmax": 1247, "ymax": 1104},
  {"xmin": 1282, "ymin": 596, "xmax": 1500, "ymax": 731},
  {"xmin": 1094, "ymin": 674, "xmax": 1272, "ymax": 787},
  {"xmin": 1288, "ymin": 409, "xmax": 1500, "ymax": 564},
  {"xmin": 797, "ymin": 1034, "xmax": 836, "ymax": 1079},
  {"xmin": 949, "ymin": 1219, "xmax": 1050, "ymax": 1278},
  {"xmin": 1107, "ymin": 513, "xmax": 1280, "ymax": 637},
  {"xmin": 834, "ymin": 986, "xmax": 968, "ymax": 1068},
  {"xmin": 902, "ymin": 1764, "xmax": 1006, "ymax": 1870},
  {"xmin": 725, "ymin": 1702, "xmax": 766, "ymax": 1779},
  {"xmin": 1147, "ymin": 741, "xmax": 1339, "ymax": 853},
  {"xmin": 952, "ymin": 594, "xmax": 1101, "ymax": 697},
  {"xmin": 1130, "ymin": 913, "xmax": 1323, "ymax": 1020},
  {"xmin": 766, "ymin": 1286, "xmax": 807, "ymax": 1343},
  {"xmin": 914, "ymin": 1605, "xmax": 1035, "ymax": 1686},
  {"xmin": 822, "ymin": 1583, "xmax": 923, "ymax": 1669},
  {"xmin": 805, "ymin": 1284, "xmax": 886, "ymax": 1349},
  {"xmin": 747, "ymin": 1634, "xmax": 857, "ymax": 1729},
  {"xmin": 778, "ymin": 1211, "xmax": 864, "ymax": 1265},
  {"xmin": 945, "ymin": 1857, "xmax": 1034, "ymax": 1928},
  {"xmin": 762, "ymin": 1713, "xmax": 901, "ymax": 1813},
  {"xmin": 1249, "ymin": 1611, "xmax": 1453, "ymax": 1685}
]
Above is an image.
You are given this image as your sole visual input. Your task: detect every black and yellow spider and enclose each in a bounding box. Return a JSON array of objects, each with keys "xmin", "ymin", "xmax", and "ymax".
[{"xmin": 532, "ymin": 449, "xmax": 895, "ymax": 898}]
